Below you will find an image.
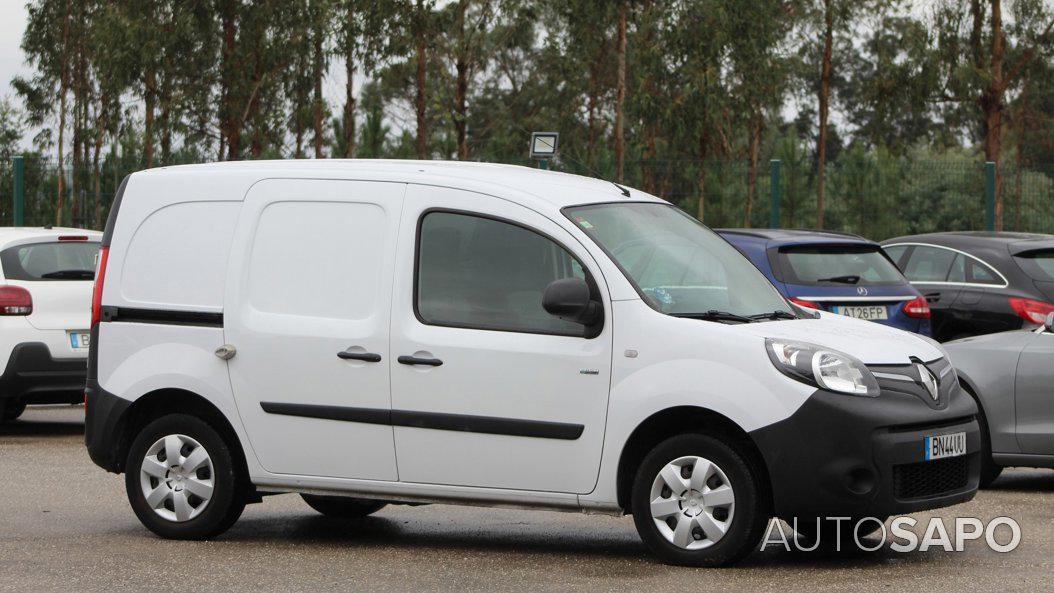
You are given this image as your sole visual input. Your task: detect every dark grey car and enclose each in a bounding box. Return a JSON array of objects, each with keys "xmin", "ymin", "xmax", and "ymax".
[{"xmin": 947, "ymin": 312, "xmax": 1054, "ymax": 486}]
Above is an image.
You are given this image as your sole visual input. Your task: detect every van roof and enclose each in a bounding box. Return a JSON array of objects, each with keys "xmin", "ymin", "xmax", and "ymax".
[{"xmin": 136, "ymin": 159, "xmax": 663, "ymax": 209}]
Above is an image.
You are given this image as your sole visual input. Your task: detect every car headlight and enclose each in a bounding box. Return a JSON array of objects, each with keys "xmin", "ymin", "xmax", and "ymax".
[{"xmin": 765, "ymin": 338, "xmax": 880, "ymax": 397}]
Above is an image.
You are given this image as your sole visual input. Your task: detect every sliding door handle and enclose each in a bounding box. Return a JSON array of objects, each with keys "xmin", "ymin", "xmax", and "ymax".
[
  {"xmin": 398, "ymin": 355, "xmax": 443, "ymax": 367},
  {"xmin": 337, "ymin": 350, "xmax": 382, "ymax": 363}
]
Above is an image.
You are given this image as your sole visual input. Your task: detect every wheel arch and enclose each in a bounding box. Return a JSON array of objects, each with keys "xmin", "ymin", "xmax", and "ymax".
[
  {"xmin": 615, "ymin": 405, "xmax": 772, "ymax": 514},
  {"xmin": 115, "ymin": 388, "xmax": 249, "ymax": 482}
]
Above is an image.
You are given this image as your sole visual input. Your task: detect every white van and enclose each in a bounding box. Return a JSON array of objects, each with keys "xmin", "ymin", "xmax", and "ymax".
[{"xmin": 86, "ymin": 161, "xmax": 980, "ymax": 566}]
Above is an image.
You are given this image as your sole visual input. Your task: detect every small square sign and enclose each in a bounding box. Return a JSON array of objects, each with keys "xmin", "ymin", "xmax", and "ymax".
[{"xmin": 530, "ymin": 132, "xmax": 559, "ymax": 159}]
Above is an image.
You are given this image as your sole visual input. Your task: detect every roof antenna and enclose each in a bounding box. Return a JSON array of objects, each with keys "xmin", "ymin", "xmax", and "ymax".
[{"xmin": 611, "ymin": 182, "xmax": 631, "ymax": 197}]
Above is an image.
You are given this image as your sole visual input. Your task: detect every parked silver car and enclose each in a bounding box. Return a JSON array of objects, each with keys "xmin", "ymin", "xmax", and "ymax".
[{"xmin": 947, "ymin": 312, "xmax": 1054, "ymax": 486}]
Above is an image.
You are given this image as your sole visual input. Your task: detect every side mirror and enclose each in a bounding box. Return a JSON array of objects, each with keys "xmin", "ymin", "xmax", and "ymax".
[
  {"xmin": 543, "ymin": 277, "xmax": 601, "ymax": 326},
  {"xmin": 1046, "ymin": 312, "xmax": 1054, "ymax": 333}
]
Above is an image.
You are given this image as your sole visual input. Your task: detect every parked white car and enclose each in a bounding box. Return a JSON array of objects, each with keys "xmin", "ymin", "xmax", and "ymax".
[
  {"xmin": 86, "ymin": 161, "xmax": 980, "ymax": 566},
  {"xmin": 0, "ymin": 227, "xmax": 99, "ymax": 422}
]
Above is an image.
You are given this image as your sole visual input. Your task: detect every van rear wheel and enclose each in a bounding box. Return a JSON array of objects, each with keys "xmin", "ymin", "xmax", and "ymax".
[
  {"xmin": 631, "ymin": 433, "xmax": 769, "ymax": 567},
  {"xmin": 301, "ymin": 494, "xmax": 387, "ymax": 518},
  {"xmin": 125, "ymin": 413, "xmax": 245, "ymax": 540}
]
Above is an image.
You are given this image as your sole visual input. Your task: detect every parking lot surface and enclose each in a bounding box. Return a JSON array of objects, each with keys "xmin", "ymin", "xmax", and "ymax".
[{"xmin": 2, "ymin": 406, "xmax": 1052, "ymax": 592}]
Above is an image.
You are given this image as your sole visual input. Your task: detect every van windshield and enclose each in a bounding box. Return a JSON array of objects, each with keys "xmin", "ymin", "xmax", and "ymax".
[{"xmin": 565, "ymin": 203, "xmax": 795, "ymax": 320}]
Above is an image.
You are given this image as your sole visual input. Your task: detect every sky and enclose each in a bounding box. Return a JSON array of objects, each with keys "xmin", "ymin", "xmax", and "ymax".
[{"xmin": 1, "ymin": 1, "xmax": 30, "ymax": 105}]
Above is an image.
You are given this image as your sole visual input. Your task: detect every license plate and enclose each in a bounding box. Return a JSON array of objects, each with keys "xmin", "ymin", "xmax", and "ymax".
[
  {"xmin": 69, "ymin": 331, "xmax": 90, "ymax": 349},
  {"xmin": 834, "ymin": 305, "xmax": 888, "ymax": 320},
  {"xmin": 924, "ymin": 432, "xmax": 967, "ymax": 461}
]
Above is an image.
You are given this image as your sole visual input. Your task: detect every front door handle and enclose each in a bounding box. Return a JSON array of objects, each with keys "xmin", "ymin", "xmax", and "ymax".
[
  {"xmin": 397, "ymin": 355, "xmax": 443, "ymax": 367},
  {"xmin": 337, "ymin": 350, "xmax": 382, "ymax": 363}
]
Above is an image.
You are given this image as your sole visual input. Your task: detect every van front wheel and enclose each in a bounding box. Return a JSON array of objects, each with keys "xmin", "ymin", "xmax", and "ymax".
[
  {"xmin": 125, "ymin": 414, "xmax": 245, "ymax": 540},
  {"xmin": 631, "ymin": 433, "xmax": 769, "ymax": 567}
]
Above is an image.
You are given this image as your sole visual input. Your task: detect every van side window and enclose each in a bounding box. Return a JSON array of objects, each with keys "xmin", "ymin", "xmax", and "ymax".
[{"xmin": 416, "ymin": 211, "xmax": 588, "ymax": 336}]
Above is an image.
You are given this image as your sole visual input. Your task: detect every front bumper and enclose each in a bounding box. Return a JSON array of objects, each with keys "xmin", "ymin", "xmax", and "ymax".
[
  {"xmin": 0, "ymin": 342, "xmax": 87, "ymax": 405},
  {"xmin": 750, "ymin": 373, "xmax": 980, "ymax": 519}
]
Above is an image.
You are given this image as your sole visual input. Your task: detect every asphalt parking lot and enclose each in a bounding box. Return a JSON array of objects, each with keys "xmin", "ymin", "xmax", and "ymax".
[{"xmin": 2, "ymin": 406, "xmax": 1052, "ymax": 592}]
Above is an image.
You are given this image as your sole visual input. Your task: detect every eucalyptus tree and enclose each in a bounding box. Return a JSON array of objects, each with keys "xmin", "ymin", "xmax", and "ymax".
[{"xmin": 932, "ymin": 0, "xmax": 1054, "ymax": 230}]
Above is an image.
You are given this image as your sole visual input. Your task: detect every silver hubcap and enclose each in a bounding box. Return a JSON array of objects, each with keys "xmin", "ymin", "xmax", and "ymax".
[
  {"xmin": 139, "ymin": 434, "xmax": 215, "ymax": 522},
  {"xmin": 649, "ymin": 456, "xmax": 735, "ymax": 550}
]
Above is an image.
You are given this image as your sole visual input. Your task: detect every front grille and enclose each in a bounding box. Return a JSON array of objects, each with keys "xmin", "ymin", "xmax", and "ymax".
[{"xmin": 893, "ymin": 456, "xmax": 969, "ymax": 500}]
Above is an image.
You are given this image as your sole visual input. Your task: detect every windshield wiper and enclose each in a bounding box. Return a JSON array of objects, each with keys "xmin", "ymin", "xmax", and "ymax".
[
  {"xmin": 40, "ymin": 270, "xmax": 95, "ymax": 280},
  {"xmin": 817, "ymin": 274, "xmax": 861, "ymax": 284},
  {"xmin": 672, "ymin": 310, "xmax": 755, "ymax": 324},
  {"xmin": 749, "ymin": 310, "xmax": 798, "ymax": 320}
]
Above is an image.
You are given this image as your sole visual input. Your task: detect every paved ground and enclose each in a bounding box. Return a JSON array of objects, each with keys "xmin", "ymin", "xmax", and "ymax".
[{"xmin": 1, "ymin": 406, "xmax": 1052, "ymax": 592}]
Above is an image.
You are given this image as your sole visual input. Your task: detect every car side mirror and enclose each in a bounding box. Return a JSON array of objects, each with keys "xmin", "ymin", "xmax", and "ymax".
[
  {"xmin": 543, "ymin": 277, "xmax": 601, "ymax": 327},
  {"xmin": 1046, "ymin": 312, "xmax": 1054, "ymax": 333}
]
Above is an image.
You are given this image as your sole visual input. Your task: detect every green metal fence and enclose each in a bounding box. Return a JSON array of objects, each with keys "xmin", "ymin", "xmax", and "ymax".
[{"xmin": 3, "ymin": 154, "xmax": 1053, "ymax": 240}]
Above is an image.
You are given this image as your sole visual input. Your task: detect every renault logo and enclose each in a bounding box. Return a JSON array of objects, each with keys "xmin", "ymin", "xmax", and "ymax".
[
  {"xmin": 857, "ymin": 287, "xmax": 869, "ymax": 296},
  {"xmin": 917, "ymin": 364, "xmax": 940, "ymax": 401}
]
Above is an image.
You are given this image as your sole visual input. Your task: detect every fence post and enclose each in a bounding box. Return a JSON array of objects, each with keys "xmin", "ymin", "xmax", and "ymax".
[
  {"xmin": 769, "ymin": 159, "xmax": 781, "ymax": 229},
  {"xmin": 12, "ymin": 155, "xmax": 24, "ymax": 226},
  {"xmin": 984, "ymin": 161, "xmax": 996, "ymax": 232}
]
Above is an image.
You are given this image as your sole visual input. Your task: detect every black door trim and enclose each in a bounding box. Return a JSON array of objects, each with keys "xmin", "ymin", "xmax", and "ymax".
[
  {"xmin": 260, "ymin": 401, "xmax": 584, "ymax": 440},
  {"xmin": 99, "ymin": 306, "xmax": 223, "ymax": 327}
]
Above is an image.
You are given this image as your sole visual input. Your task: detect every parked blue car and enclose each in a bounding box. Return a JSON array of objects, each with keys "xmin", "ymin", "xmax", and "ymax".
[{"xmin": 717, "ymin": 229, "xmax": 932, "ymax": 336}]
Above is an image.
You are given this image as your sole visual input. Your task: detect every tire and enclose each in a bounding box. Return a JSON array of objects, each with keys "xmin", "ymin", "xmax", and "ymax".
[
  {"xmin": 793, "ymin": 516, "xmax": 887, "ymax": 549},
  {"xmin": 125, "ymin": 413, "xmax": 246, "ymax": 540},
  {"xmin": 962, "ymin": 383, "xmax": 1003, "ymax": 488},
  {"xmin": 631, "ymin": 433, "xmax": 769, "ymax": 567},
  {"xmin": 301, "ymin": 494, "xmax": 387, "ymax": 518},
  {"xmin": 1, "ymin": 401, "xmax": 26, "ymax": 422}
]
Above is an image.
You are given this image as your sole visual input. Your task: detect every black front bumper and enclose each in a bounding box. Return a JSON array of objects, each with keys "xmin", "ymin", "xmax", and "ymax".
[
  {"xmin": 0, "ymin": 342, "xmax": 87, "ymax": 405},
  {"xmin": 750, "ymin": 378, "xmax": 980, "ymax": 519}
]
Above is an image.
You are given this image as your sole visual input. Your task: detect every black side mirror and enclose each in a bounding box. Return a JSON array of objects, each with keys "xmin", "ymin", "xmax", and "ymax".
[
  {"xmin": 1046, "ymin": 312, "xmax": 1054, "ymax": 333},
  {"xmin": 543, "ymin": 277, "xmax": 601, "ymax": 326}
]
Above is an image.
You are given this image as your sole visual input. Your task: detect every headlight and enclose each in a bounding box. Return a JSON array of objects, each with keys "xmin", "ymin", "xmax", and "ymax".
[{"xmin": 765, "ymin": 338, "xmax": 880, "ymax": 397}]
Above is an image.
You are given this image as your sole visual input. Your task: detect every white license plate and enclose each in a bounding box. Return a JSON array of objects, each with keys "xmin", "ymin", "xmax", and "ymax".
[
  {"xmin": 924, "ymin": 432, "xmax": 967, "ymax": 461},
  {"xmin": 69, "ymin": 331, "xmax": 90, "ymax": 349},
  {"xmin": 834, "ymin": 305, "xmax": 888, "ymax": 320}
]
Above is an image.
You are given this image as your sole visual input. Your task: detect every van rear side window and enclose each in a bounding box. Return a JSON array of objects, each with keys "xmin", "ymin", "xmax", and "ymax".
[{"xmin": 0, "ymin": 241, "xmax": 99, "ymax": 281}]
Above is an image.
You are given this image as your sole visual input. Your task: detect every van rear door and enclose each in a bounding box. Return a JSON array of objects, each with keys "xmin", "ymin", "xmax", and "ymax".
[{"xmin": 224, "ymin": 179, "xmax": 406, "ymax": 481}]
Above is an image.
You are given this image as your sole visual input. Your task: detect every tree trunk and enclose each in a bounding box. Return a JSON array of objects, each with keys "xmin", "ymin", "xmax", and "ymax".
[
  {"xmin": 343, "ymin": 2, "xmax": 356, "ymax": 158},
  {"xmin": 414, "ymin": 0, "xmax": 428, "ymax": 159},
  {"xmin": 93, "ymin": 99, "xmax": 104, "ymax": 230},
  {"xmin": 159, "ymin": 62, "xmax": 173, "ymax": 165},
  {"xmin": 981, "ymin": 0, "xmax": 1005, "ymax": 231},
  {"xmin": 696, "ymin": 128, "xmax": 709, "ymax": 222},
  {"xmin": 815, "ymin": 0, "xmax": 833, "ymax": 230},
  {"xmin": 220, "ymin": 0, "xmax": 239, "ymax": 160},
  {"xmin": 614, "ymin": 0, "xmax": 627, "ymax": 183},
  {"xmin": 454, "ymin": 0, "xmax": 469, "ymax": 160},
  {"xmin": 312, "ymin": 15, "xmax": 325, "ymax": 159},
  {"xmin": 56, "ymin": 0, "xmax": 70, "ymax": 227},
  {"xmin": 144, "ymin": 67, "xmax": 156, "ymax": 168},
  {"xmin": 744, "ymin": 120, "xmax": 761, "ymax": 228}
]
